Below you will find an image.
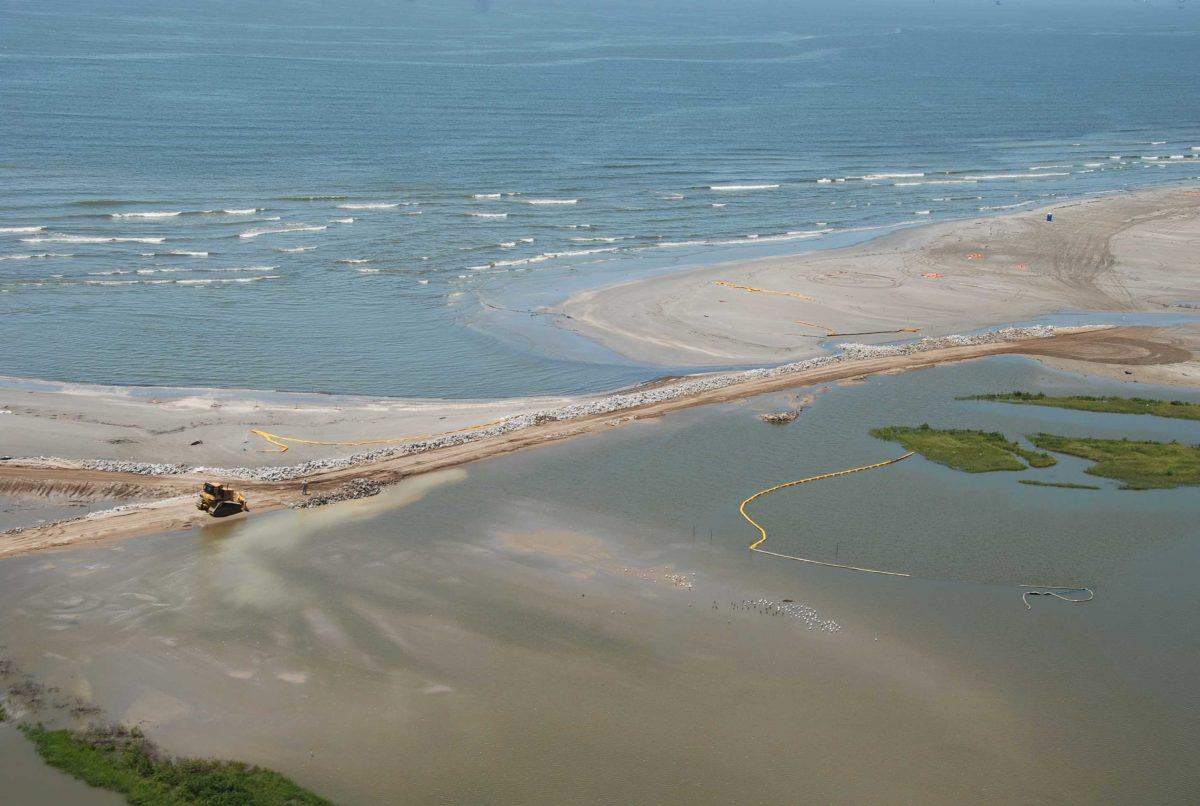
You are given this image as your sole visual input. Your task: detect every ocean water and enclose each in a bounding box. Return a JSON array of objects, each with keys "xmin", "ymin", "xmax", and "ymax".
[{"xmin": 1, "ymin": 0, "xmax": 1198, "ymax": 397}]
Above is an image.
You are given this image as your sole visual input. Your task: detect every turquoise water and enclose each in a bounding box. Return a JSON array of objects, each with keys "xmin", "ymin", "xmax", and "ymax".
[{"xmin": 1, "ymin": 0, "xmax": 1198, "ymax": 396}]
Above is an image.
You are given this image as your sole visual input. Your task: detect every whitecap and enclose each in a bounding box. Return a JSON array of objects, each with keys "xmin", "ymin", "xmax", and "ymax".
[
  {"xmin": 238, "ymin": 225, "xmax": 326, "ymax": 239},
  {"xmin": 861, "ymin": 173, "xmax": 923, "ymax": 180},
  {"xmin": 109, "ymin": 211, "xmax": 181, "ymax": 219},
  {"xmin": 0, "ymin": 252, "xmax": 73, "ymax": 261},
  {"xmin": 914, "ymin": 210, "xmax": 931, "ymax": 215},
  {"xmin": 961, "ymin": 172, "xmax": 1070, "ymax": 180},
  {"xmin": 220, "ymin": 208, "xmax": 259, "ymax": 215},
  {"xmin": 524, "ymin": 198, "xmax": 578, "ymax": 204},
  {"xmin": 336, "ymin": 258, "xmax": 369, "ymax": 264},
  {"xmin": 177, "ymin": 275, "xmax": 280, "ymax": 286},
  {"xmin": 275, "ymin": 245, "xmax": 317, "ymax": 253},
  {"xmin": 167, "ymin": 250, "xmax": 209, "ymax": 257},
  {"xmin": 660, "ymin": 193, "xmax": 685, "ymax": 200},
  {"xmin": 356, "ymin": 267, "xmax": 380, "ymax": 273},
  {"xmin": 484, "ymin": 246, "xmax": 621, "ymax": 269},
  {"xmin": 816, "ymin": 178, "xmax": 833, "ymax": 184},
  {"xmin": 472, "ymin": 193, "xmax": 502, "ymax": 199},
  {"xmin": 893, "ymin": 179, "xmax": 977, "ymax": 186},
  {"xmin": 331, "ymin": 217, "xmax": 355, "ymax": 224},
  {"xmin": 336, "ymin": 202, "xmax": 399, "ymax": 210},
  {"xmin": 204, "ymin": 265, "xmax": 277, "ymax": 273},
  {"xmin": 711, "ymin": 203, "xmax": 726, "ymax": 207},
  {"xmin": 0, "ymin": 226, "xmax": 45, "ymax": 233},
  {"xmin": 979, "ymin": 201, "xmax": 1037, "ymax": 211},
  {"xmin": 468, "ymin": 212, "xmax": 507, "ymax": 218},
  {"xmin": 656, "ymin": 228, "xmax": 831, "ymax": 249},
  {"xmin": 22, "ymin": 234, "xmax": 165, "ymax": 244},
  {"xmin": 706, "ymin": 184, "xmax": 780, "ymax": 191}
]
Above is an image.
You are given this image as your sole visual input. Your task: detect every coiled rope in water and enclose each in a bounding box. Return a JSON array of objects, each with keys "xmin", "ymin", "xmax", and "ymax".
[
  {"xmin": 737, "ymin": 453, "xmax": 1094, "ymax": 608},
  {"xmin": 1020, "ymin": 586, "xmax": 1094, "ymax": 610}
]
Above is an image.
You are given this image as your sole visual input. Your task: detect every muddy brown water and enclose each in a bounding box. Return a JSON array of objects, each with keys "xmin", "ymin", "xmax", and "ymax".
[{"xmin": 1, "ymin": 356, "xmax": 1198, "ymax": 804}]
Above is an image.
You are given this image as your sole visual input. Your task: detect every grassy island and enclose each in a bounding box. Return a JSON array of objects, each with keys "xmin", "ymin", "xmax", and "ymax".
[
  {"xmin": 21, "ymin": 724, "xmax": 330, "ymax": 806},
  {"xmin": 962, "ymin": 392, "xmax": 1200, "ymax": 421},
  {"xmin": 870, "ymin": 425, "xmax": 1056, "ymax": 472},
  {"xmin": 1027, "ymin": 434, "xmax": 1200, "ymax": 489}
]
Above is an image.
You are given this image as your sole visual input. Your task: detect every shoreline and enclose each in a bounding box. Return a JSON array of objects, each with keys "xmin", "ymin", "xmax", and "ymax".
[
  {"xmin": 555, "ymin": 184, "xmax": 1200, "ymax": 367},
  {"xmin": 4, "ymin": 323, "xmax": 1192, "ymax": 559}
]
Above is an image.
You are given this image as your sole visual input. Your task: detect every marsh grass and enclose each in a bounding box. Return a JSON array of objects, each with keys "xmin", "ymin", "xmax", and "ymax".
[
  {"xmin": 962, "ymin": 392, "xmax": 1200, "ymax": 421},
  {"xmin": 20, "ymin": 724, "xmax": 330, "ymax": 805},
  {"xmin": 1018, "ymin": 479, "xmax": 1101, "ymax": 490},
  {"xmin": 870, "ymin": 425, "xmax": 1056, "ymax": 472},
  {"xmin": 1028, "ymin": 434, "xmax": 1200, "ymax": 489}
]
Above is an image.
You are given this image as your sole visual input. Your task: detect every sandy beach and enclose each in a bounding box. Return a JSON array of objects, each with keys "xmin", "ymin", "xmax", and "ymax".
[
  {"xmin": 3, "ymin": 186, "xmax": 1200, "ymax": 558},
  {"xmin": 0, "ymin": 378, "xmax": 576, "ymax": 468},
  {"xmin": 557, "ymin": 185, "xmax": 1200, "ymax": 366},
  {"xmin": 1, "ymin": 324, "xmax": 1191, "ymax": 558}
]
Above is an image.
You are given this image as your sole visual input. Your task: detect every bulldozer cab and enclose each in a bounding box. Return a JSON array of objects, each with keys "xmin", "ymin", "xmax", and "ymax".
[{"xmin": 197, "ymin": 481, "xmax": 248, "ymax": 517}]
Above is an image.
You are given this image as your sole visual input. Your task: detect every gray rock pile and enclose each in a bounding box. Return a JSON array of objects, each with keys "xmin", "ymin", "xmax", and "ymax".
[
  {"xmin": 291, "ymin": 479, "xmax": 382, "ymax": 509},
  {"xmin": 30, "ymin": 325, "xmax": 1079, "ymax": 483}
]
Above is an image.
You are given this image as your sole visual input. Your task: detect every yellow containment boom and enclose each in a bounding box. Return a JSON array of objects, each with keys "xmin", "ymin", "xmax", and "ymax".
[
  {"xmin": 738, "ymin": 453, "xmax": 914, "ymax": 576},
  {"xmin": 250, "ymin": 417, "xmax": 509, "ymax": 453},
  {"xmin": 715, "ymin": 280, "xmax": 816, "ymax": 301}
]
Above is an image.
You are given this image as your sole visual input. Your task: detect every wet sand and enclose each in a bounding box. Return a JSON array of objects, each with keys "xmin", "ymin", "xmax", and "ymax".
[
  {"xmin": 0, "ymin": 377, "xmax": 575, "ymax": 468},
  {"xmin": 557, "ymin": 185, "xmax": 1200, "ymax": 366},
  {"xmin": 5, "ymin": 325, "xmax": 1186, "ymax": 559}
]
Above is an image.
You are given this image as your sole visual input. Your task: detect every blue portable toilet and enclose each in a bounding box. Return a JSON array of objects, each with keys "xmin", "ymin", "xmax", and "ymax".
[{"xmin": 1046, "ymin": 213, "xmax": 1053, "ymax": 222}]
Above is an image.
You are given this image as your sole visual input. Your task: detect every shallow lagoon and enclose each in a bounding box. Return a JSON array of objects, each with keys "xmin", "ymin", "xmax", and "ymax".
[{"xmin": 2, "ymin": 356, "xmax": 1199, "ymax": 803}]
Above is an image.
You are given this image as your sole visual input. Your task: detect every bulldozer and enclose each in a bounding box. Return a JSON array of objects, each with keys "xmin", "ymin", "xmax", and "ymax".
[{"xmin": 196, "ymin": 482, "xmax": 249, "ymax": 517}]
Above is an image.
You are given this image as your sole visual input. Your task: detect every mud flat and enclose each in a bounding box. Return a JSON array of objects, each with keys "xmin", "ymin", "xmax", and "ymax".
[{"xmin": 556, "ymin": 185, "xmax": 1200, "ymax": 367}]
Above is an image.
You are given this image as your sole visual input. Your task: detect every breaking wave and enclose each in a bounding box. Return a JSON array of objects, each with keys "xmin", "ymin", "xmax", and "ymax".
[
  {"xmin": 238, "ymin": 224, "xmax": 326, "ymax": 239},
  {"xmin": 0, "ymin": 252, "xmax": 73, "ymax": 261},
  {"xmin": 21, "ymin": 234, "xmax": 166, "ymax": 244},
  {"xmin": 109, "ymin": 211, "xmax": 182, "ymax": 219},
  {"xmin": 705, "ymin": 184, "xmax": 780, "ymax": 191}
]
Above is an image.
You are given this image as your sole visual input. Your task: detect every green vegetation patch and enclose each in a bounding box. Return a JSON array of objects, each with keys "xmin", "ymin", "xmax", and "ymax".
[
  {"xmin": 1028, "ymin": 434, "xmax": 1200, "ymax": 490},
  {"xmin": 1018, "ymin": 479, "xmax": 1101, "ymax": 490},
  {"xmin": 963, "ymin": 392, "xmax": 1200, "ymax": 421},
  {"xmin": 870, "ymin": 425, "xmax": 1056, "ymax": 472},
  {"xmin": 20, "ymin": 724, "xmax": 330, "ymax": 806}
]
